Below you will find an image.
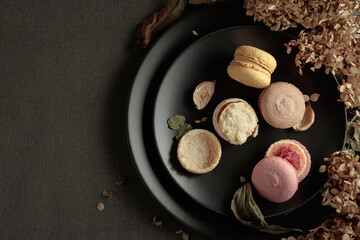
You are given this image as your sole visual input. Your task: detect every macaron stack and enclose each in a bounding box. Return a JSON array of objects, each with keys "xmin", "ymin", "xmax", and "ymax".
[
  {"xmin": 227, "ymin": 45, "xmax": 277, "ymax": 89},
  {"xmin": 251, "ymin": 139, "xmax": 311, "ymax": 203}
]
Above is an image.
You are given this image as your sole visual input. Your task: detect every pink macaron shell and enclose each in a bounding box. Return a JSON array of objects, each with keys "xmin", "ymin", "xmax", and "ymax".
[
  {"xmin": 251, "ymin": 156, "xmax": 298, "ymax": 203},
  {"xmin": 289, "ymin": 139, "xmax": 311, "ymax": 182}
]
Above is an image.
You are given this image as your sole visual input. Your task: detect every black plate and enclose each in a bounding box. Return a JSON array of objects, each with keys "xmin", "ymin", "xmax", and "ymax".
[
  {"xmin": 127, "ymin": 1, "xmax": 346, "ymax": 239},
  {"xmin": 153, "ymin": 26, "xmax": 346, "ymax": 217}
]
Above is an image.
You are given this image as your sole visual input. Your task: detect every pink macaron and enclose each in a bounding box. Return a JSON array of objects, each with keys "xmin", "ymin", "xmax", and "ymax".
[
  {"xmin": 251, "ymin": 156, "xmax": 298, "ymax": 203},
  {"xmin": 266, "ymin": 139, "xmax": 311, "ymax": 182},
  {"xmin": 258, "ymin": 82, "xmax": 306, "ymax": 129}
]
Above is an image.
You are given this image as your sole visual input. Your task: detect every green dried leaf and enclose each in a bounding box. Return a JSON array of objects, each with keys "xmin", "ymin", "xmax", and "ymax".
[
  {"xmin": 176, "ymin": 123, "xmax": 192, "ymax": 140},
  {"xmin": 347, "ymin": 121, "xmax": 354, "ymax": 135},
  {"xmin": 231, "ymin": 183, "xmax": 266, "ymax": 226},
  {"xmin": 258, "ymin": 224, "xmax": 302, "ymax": 235},
  {"xmin": 230, "ymin": 183, "xmax": 302, "ymax": 234},
  {"xmin": 350, "ymin": 140, "xmax": 360, "ymax": 152},
  {"xmin": 167, "ymin": 115, "xmax": 186, "ymax": 130},
  {"xmin": 136, "ymin": 0, "xmax": 186, "ymax": 48},
  {"xmin": 354, "ymin": 128, "xmax": 360, "ymax": 142},
  {"xmin": 114, "ymin": 176, "xmax": 127, "ymax": 186}
]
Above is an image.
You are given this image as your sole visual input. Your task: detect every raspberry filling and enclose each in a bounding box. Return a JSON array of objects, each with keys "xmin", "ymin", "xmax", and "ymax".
[{"xmin": 276, "ymin": 145, "xmax": 301, "ymax": 170}]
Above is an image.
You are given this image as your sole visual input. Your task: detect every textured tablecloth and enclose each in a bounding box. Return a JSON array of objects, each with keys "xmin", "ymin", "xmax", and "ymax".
[{"xmin": 0, "ymin": 1, "xmax": 210, "ymax": 239}]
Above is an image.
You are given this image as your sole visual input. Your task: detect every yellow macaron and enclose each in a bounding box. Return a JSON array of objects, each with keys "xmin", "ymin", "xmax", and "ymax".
[{"xmin": 227, "ymin": 45, "xmax": 277, "ymax": 89}]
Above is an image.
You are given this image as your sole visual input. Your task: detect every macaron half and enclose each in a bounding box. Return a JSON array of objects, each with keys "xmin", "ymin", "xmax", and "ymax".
[
  {"xmin": 258, "ymin": 81, "xmax": 306, "ymax": 129},
  {"xmin": 227, "ymin": 45, "xmax": 277, "ymax": 89},
  {"xmin": 212, "ymin": 98, "xmax": 259, "ymax": 145},
  {"xmin": 177, "ymin": 129, "xmax": 221, "ymax": 174}
]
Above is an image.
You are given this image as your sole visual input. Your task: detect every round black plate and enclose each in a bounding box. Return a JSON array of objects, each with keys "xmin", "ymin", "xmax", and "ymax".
[
  {"xmin": 127, "ymin": 1, "xmax": 346, "ymax": 239},
  {"xmin": 153, "ymin": 26, "xmax": 346, "ymax": 217}
]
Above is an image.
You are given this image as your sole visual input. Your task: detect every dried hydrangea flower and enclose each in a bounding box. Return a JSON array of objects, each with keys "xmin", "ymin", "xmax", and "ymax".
[
  {"xmin": 310, "ymin": 93, "xmax": 320, "ymax": 102},
  {"xmin": 243, "ymin": 0, "xmax": 360, "ymax": 31},
  {"xmin": 322, "ymin": 152, "xmax": 360, "ymax": 218},
  {"xmin": 149, "ymin": 216, "xmax": 163, "ymax": 226}
]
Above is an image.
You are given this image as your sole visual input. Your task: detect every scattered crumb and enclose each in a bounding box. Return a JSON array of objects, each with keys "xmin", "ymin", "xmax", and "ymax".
[
  {"xmin": 192, "ymin": 30, "xmax": 198, "ymax": 36},
  {"xmin": 97, "ymin": 202, "xmax": 105, "ymax": 212},
  {"xmin": 310, "ymin": 93, "xmax": 320, "ymax": 102},
  {"xmin": 175, "ymin": 229, "xmax": 184, "ymax": 234},
  {"xmin": 102, "ymin": 191, "xmax": 113, "ymax": 199},
  {"xmin": 240, "ymin": 176, "xmax": 246, "ymax": 183},
  {"xmin": 319, "ymin": 165, "xmax": 327, "ymax": 173}
]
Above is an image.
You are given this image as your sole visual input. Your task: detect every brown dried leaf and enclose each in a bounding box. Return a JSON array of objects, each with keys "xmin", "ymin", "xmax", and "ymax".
[{"xmin": 136, "ymin": 0, "xmax": 186, "ymax": 48}]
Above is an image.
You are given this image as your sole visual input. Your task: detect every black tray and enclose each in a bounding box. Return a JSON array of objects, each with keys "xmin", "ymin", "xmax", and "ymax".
[{"xmin": 127, "ymin": 1, "xmax": 346, "ymax": 239}]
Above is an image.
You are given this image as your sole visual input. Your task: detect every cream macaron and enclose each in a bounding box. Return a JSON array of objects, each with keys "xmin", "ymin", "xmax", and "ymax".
[
  {"xmin": 212, "ymin": 98, "xmax": 259, "ymax": 145},
  {"xmin": 227, "ymin": 45, "xmax": 277, "ymax": 89},
  {"xmin": 258, "ymin": 82, "xmax": 306, "ymax": 129},
  {"xmin": 177, "ymin": 129, "xmax": 221, "ymax": 174}
]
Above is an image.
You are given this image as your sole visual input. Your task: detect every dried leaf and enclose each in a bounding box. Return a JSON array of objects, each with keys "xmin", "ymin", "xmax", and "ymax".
[
  {"xmin": 231, "ymin": 183, "xmax": 302, "ymax": 234},
  {"xmin": 176, "ymin": 123, "xmax": 192, "ymax": 140},
  {"xmin": 168, "ymin": 115, "xmax": 186, "ymax": 130},
  {"xmin": 136, "ymin": 0, "xmax": 186, "ymax": 48}
]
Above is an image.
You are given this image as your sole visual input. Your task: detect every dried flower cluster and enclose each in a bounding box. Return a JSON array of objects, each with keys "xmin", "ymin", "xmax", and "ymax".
[
  {"xmin": 285, "ymin": 16, "xmax": 360, "ymax": 109},
  {"xmin": 322, "ymin": 152, "xmax": 360, "ymax": 219},
  {"xmin": 284, "ymin": 152, "xmax": 360, "ymax": 240},
  {"xmin": 244, "ymin": 1, "xmax": 360, "ymax": 109},
  {"xmin": 283, "ymin": 215, "xmax": 360, "ymax": 240},
  {"xmin": 243, "ymin": 0, "xmax": 360, "ymax": 31}
]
